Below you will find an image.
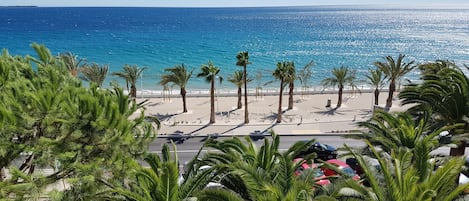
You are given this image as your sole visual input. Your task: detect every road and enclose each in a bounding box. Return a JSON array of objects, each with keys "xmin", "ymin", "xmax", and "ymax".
[
  {"xmin": 149, "ymin": 134, "xmax": 461, "ymax": 163},
  {"xmin": 149, "ymin": 134, "xmax": 365, "ymax": 162}
]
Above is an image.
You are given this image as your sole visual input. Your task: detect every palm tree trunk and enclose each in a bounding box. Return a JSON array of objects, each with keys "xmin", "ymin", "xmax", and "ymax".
[
  {"xmin": 243, "ymin": 65, "xmax": 249, "ymax": 124},
  {"xmin": 181, "ymin": 88, "xmax": 188, "ymax": 113},
  {"xmin": 277, "ymin": 80, "xmax": 284, "ymax": 123},
  {"xmin": 386, "ymin": 81, "xmax": 395, "ymax": 108},
  {"xmin": 337, "ymin": 86, "xmax": 343, "ymax": 107},
  {"xmin": 130, "ymin": 85, "xmax": 137, "ymax": 98},
  {"xmin": 288, "ymin": 82, "xmax": 294, "ymax": 110},
  {"xmin": 374, "ymin": 88, "xmax": 379, "ymax": 105},
  {"xmin": 237, "ymin": 87, "xmax": 242, "ymax": 109},
  {"xmin": 210, "ymin": 79, "xmax": 215, "ymax": 123}
]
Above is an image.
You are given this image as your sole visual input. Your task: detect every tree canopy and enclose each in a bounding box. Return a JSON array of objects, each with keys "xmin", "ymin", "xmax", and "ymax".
[{"xmin": 0, "ymin": 44, "xmax": 158, "ymax": 199}]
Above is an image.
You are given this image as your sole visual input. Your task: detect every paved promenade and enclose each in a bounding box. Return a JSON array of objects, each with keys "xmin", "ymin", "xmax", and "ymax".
[{"xmin": 139, "ymin": 91, "xmax": 409, "ymax": 136}]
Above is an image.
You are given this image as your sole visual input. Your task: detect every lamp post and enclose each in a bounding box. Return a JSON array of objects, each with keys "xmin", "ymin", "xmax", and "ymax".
[{"xmin": 216, "ymin": 76, "xmax": 220, "ymax": 116}]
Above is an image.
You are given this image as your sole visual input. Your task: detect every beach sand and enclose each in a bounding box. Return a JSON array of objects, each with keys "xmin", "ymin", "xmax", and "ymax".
[{"xmin": 138, "ymin": 91, "xmax": 408, "ymax": 136}]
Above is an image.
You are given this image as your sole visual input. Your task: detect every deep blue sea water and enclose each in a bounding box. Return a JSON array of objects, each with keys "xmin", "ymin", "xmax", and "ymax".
[{"xmin": 1, "ymin": 6, "xmax": 469, "ymax": 91}]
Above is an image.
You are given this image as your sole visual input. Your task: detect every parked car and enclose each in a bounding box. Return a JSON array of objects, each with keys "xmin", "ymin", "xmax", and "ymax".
[
  {"xmin": 295, "ymin": 141, "xmax": 338, "ymax": 161},
  {"xmin": 293, "ymin": 158, "xmax": 330, "ymax": 186},
  {"xmin": 321, "ymin": 159, "xmax": 361, "ymax": 181},
  {"xmin": 346, "ymin": 156, "xmax": 380, "ymax": 176}
]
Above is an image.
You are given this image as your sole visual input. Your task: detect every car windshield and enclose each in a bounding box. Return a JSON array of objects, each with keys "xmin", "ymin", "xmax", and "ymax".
[
  {"xmin": 314, "ymin": 169, "xmax": 325, "ymax": 177},
  {"xmin": 342, "ymin": 167, "xmax": 356, "ymax": 176},
  {"xmin": 315, "ymin": 143, "xmax": 328, "ymax": 150}
]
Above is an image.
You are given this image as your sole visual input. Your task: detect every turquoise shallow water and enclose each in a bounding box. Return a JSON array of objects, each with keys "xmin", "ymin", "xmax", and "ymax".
[{"xmin": 1, "ymin": 6, "xmax": 469, "ymax": 91}]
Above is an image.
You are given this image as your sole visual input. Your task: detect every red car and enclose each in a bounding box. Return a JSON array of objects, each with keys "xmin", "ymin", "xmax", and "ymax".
[
  {"xmin": 321, "ymin": 159, "xmax": 361, "ymax": 181},
  {"xmin": 294, "ymin": 158, "xmax": 331, "ymax": 186}
]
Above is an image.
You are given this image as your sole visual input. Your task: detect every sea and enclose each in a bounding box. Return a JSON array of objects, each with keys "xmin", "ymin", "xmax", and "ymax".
[{"xmin": 1, "ymin": 6, "xmax": 469, "ymax": 92}]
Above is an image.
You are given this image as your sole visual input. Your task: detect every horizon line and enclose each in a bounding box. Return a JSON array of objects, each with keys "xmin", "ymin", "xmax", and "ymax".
[{"xmin": 2, "ymin": 3, "xmax": 469, "ymax": 9}]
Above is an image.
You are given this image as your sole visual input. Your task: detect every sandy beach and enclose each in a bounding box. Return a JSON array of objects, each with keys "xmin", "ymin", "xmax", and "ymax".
[{"xmin": 138, "ymin": 90, "xmax": 409, "ymax": 136}]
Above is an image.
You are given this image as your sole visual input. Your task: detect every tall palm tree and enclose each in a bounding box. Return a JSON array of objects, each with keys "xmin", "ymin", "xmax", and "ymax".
[
  {"xmin": 80, "ymin": 63, "xmax": 109, "ymax": 88},
  {"xmin": 112, "ymin": 64, "xmax": 147, "ymax": 98},
  {"xmin": 365, "ymin": 68, "xmax": 386, "ymax": 106},
  {"xmin": 59, "ymin": 52, "xmax": 86, "ymax": 77},
  {"xmin": 197, "ymin": 61, "xmax": 222, "ymax": 124},
  {"xmin": 160, "ymin": 64, "xmax": 192, "ymax": 113},
  {"xmin": 321, "ymin": 66, "xmax": 357, "ymax": 108},
  {"xmin": 228, "ymin": 70, "xmax": 244, "ymax": 109},
  {"xmin": 374, "ymin": 54, "xmax": 415, "ymax": 108},
  {"xmin": 399, "ymin": 67, "xmax": 469, "ymax": 157},
  {"xmin": 286, "ymin": 61, "xmax": 296, "ymax": 110},
  {"xmin": 236, "ymin": 51, "xmax": 251, "ymax": 124},
  {"xmin": 273, "ymin": 61, "xmax": 290, "ymax": 123}
]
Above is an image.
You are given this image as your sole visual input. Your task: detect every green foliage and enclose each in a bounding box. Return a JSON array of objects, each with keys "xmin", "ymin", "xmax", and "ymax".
[
  {"xmin": 348, "ymin": 110, "xmax": 455, "ymax": 181},
  {"xmin": 112, "ymin": 64, "xmax": 147, "ymax": 98},
  {"xmin": 80, "ymin": 63, "xmax": 109, "ymax": 87},
  {"xmin": 321, "ymin": 66, "xmax": 358, "ymax": 107},
  {"xmin": 374, "ymin": 54, "xmax": 415, "ymax": 108},
  {"xmin": 273, "ymin": 61, "xmax": 295, "ymax": 122},
  {"xmin": 58, "ymin": 52, "xmax": 86, "ymax": 77},
  {"xmin": 160, "ymin": 64, "xmax": 193, "ymax": 90},
  {"xmin": 399, "ymin": 66, "xmax": 469, "ymax": 156},
  {"xmin": 198, "ymin": 132, "xmax": 327, "ymax": 201},
  {"xmin": 343, "ymin": 142, "xmax": 469, "ymax": 201},
  {"xmin": 0, "ymin": 44, "xmax": 156, "ymax": 199},
  {"xmin": 160, "ymin": 64, "xmax": 193, "ymax": 113},
  {"xmin": 111, "ymin": 143, "xmax": 213, "ymax": 201}
]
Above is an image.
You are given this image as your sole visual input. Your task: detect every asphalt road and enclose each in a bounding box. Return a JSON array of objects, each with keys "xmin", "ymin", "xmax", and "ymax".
[
  {"xmin": 149, "ymin": 135, "xmax": 365, "ymax": 162},
  {"xmin": 149, "ymin": 134, "xmax": 460, "ymax": 163}
]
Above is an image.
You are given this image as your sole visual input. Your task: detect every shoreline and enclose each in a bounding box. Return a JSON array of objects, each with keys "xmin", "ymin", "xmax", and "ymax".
[{"xmin": 135, "ymin": 86, "xmax": 380, "ymax": 98}]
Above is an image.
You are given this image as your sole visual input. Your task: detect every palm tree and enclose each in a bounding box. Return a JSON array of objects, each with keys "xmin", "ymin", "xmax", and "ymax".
[
  {"xmin": 365, "ymin": 68, "xmax": 386, "ymax": 106},
  {"xmin": 321, "ymin": 66, "xmax": 357, "ymax": 108},
  {"xmin": 199, "ymin": 133, "xmax": 325, "ymax": 201},
  {"xmin": 286, "ymin": 61, "xmax": 296, "ymax": 110},
  {"xmin": 111, "ymin": 144, "xmax": 213, "ymax": 201},
  {"xmin": 347, "ymin": 110, "xmax": 453, "ymax": 179},
  {"xmin": 418, "ymin": 59, "xmax": 456, "ymax": 75},
  {"xmin": 112, "ymin": 64, "xmax": 147, "ymax": 98},
  {"xmin": 197, "ymin": 61, "xmax": 222, "ymax": 124},
  {"xmin": 80, "ymin": 63, "xmax": 109, "ymax": 88},
  {"xmin": 298, "ymin": 60, "xmax": 315, "ymax": 98},
  {"xmin": 29, "ymin": 43, "xmax": 57, "ymax": 67},
  {"xmin": 160, "ymin": 64, "xmax": 192, "ymax": 113},
  {"xmin": 273, "ymin": 61, "xmax": 290, "ymax": 123},
  {"xmin": 228, "ymin": 70, "xmax": 244, "ymax": 109},
  {"xmin": 399, "ymin": 67, "xmax": 469, "ymax": 157},
  {"xmin": 236, "ymin": 51, "xmax": 251, "ymax": 124},
  {"xmin": 59, "ymin": 52, "xmax": 86, "ymax": 77},
  {"xmin": 343, "ymin": 142, "xmax": 469, "ymax": 201},
  {"xmin": 374, "ymin": 54, "xmax": 415, "ymax": 108}
]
